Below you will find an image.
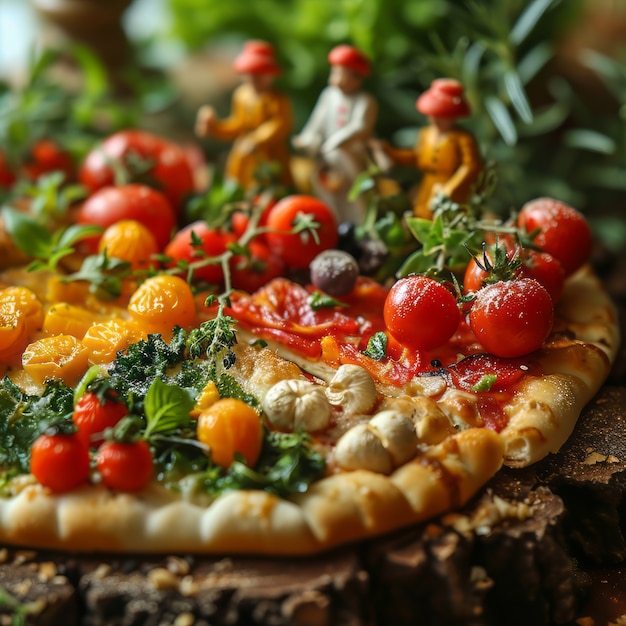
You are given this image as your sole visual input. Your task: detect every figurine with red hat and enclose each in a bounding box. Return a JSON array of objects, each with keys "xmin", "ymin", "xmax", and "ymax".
[
  {"xmin": 293, "ymin": 44, "xmax": 378, "ymax": 224},
  {"xmin": 370, "ymin": 78, "xmax": 482, "ymax": 219},
  {"xmin": 195, "ymin": 40, "xmax": 294, "ymax": 189}
]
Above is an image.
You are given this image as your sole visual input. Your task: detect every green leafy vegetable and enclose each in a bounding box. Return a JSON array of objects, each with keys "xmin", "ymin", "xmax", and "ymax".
[
  {"xmin": 363, "ymin": 332, "xmax": 388, "ymax": 360},
  {"xmin": 472, "ymin": 374, "xmax": 498, "ymax": 392},
  {"xmin": 308, "ymin": 291, "xmax": 349, "ymax": 311},
  {"xmin": 0, "ymin": 378, "xmax": 74, "ymax": 476},
  {"xmin": 143, "ymin": 378, "xmax": 195, "ymax": 439}
]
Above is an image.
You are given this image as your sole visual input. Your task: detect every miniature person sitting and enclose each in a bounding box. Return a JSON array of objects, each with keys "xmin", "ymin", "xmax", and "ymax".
[
  {"xmin": 195, "ymin": 40, "xmax": 294, "ymax": 189},
  {"xmin": 370, "ymin": 78, "xmax": 482, "ymax": 219},
  {"xmin": 292, "ymin": 45, "xmax": 378, "ymax": 224}
]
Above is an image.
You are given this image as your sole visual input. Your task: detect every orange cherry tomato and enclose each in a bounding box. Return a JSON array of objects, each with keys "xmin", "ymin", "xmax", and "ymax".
[
  {"xmin": 96, "ymin": 440, "xmax": 154, "ymax": 492},
  {"xmin": 30, "ymin": 433, "xmax": 90, "ymax": 493},
  {"xmin": 98, "ymin": 219, "xmax": 160, "ymax": 271},
  {"xmin": 196, "ymin": 398, "xmax": 262, "ymax": 468},
  {"xmin": 127, "ymin": 275, "xmax": 197, "ymax": 339}
]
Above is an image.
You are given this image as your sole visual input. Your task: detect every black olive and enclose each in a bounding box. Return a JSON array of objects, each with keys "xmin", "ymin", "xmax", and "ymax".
[
  {"xmin": 337, "ymin": 221, "xmax": 362, "ymax": 260},
  {"xmin": 310, "ymin": 249, "xmax": 359, "ymax": 297}
]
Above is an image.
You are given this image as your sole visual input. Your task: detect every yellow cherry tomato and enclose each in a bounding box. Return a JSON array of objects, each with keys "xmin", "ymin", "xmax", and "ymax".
[
  {"xmin": 196, "ymin": 398, "xmax": 262, "ymax": 468},
  {"xmin": 82, "ymin": 318, "xmax": 141, "ymax": 364},
  {"xmin": 127, "ymin": 275, "xmax": 197, "ymax": 339},
  {"xmin": 22, "ymin": 335, "xmax": 89, "ymax": 385},
  {"xmin": 0, "ymin": 307, "xmax": 28, "ymax": 362},
  {"xmin": 0, "ymin": 287, "xmax": 43, "ymax": 336},
  {"xmin": 43, "ymin": 302, "xmax": 108, "ymax": 339}
]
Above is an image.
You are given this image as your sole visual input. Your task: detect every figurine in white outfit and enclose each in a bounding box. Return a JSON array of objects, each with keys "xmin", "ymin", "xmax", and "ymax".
[{"xmin": 293, "ymin": 45, "xmax": 377, "ymax": 224}]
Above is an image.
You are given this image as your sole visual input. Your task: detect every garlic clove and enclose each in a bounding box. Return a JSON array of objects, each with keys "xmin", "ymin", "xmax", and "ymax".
[
  {"xmin": 263, "ymin": 379, "xmax": 331, "ymax": 432},
  {"xmin": 326, "ymin": 364, "xmax": 377, "ymax": 415}
]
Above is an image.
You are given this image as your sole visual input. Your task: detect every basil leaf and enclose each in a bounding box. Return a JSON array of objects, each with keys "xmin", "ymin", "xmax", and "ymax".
[
  {"xmin": 363, "ymin": 332, "xmax": 388, "ymax": 360},
  {"xmin": 143, "ymin": 377, "xmax": 195, "ymax": 439},
  {"xmin": 1, "ymin": 207, "xmax": 53, "ymax": 258},
  {"xmin": 309, "ymin": 291, "xmax": 348, "ymax": 310}
]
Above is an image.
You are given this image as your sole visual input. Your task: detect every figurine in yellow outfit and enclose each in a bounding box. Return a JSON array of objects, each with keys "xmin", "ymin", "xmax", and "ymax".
[
  {"xmin": 371, "ymin": 78, "xmax": 482, "ymax": 218},
  {"xmin": 195, "ymin": 41, "xmax": 293, "ymax": 189}
]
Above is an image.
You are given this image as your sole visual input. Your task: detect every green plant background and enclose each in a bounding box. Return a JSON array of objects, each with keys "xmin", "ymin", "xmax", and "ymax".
[
  {"xmin": 163, "ymin": 0, "xmax": 625, "ymax": 243},
  {"xmin": 2, "ymin": 0, "xmax": 625, "ymax": 251}
]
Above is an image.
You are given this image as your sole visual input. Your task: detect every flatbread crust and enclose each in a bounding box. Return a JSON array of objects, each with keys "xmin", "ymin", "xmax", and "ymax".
[
  {"xmin": 0, "ymin": 428, "xmax": 503, "ymax": 554},
  {"xmin": 500, "ymin": 266, "xmax": 620, "ymax": 466},
  {"xmin": 0, "ymin": 260, "xmax": 619, "ymax": 555}
]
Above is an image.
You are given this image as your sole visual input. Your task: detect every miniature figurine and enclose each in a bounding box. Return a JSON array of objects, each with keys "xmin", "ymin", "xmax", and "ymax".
[
  {"xmin": 292, "ymin": 45, "xmax": 377, "ymax": 224},
  {"xmin": 195, "ymin": 40, "xmax": 294, "ymax": 189},
  {"xmin": 370, "ymin": 78, "xmax": 482, "ymax": 219}
]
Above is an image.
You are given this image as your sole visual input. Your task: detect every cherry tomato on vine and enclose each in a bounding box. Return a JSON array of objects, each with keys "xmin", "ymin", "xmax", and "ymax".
[
  {"xmin": 383, "ymin": 275, "xmax": 461, "ymax": 351},
  {"xmin": 30, "ymin": 433, "xmax": 90, "ymax": 493},
  {"xmin": 77, "ymin": 184, "xmax": 176, "ymax": 252},
  {"xmin": 265, "ymin": 195, "xmax": 338, "ymax": 270},
  {"xmin": 73, "ymin": 392, "xmax": 128, "ymax": 448},
  {"xmin": 518, "ymin": 198, "xmax": 592, "ymax": 276},
  {"xmin": 518, "ymin": 249, "xmax": 565, "ymax": 302},
  {"xmin": 231, "ymin": 195, "xmax": 277, "ymax": 241},
  {"xmin": 469, "ymin": 278, "xmax": 554, "ymax": 358},
  {"xmin": 230, "ymin": 240, "xmax": 285, "ymax": 293},
  {"xmin": 79, "ymin": 130, "xmax": 195, "ymax": 214},
  {"xmin": 463, "ymin": 245, "xmax": 565, "ymax": 303},
  {"xmin": 96, "ymin": 440, "xmax": 154, "ymax": 493},
  {"xmin": 164, "ymin": 221, "xmax": 235, "ymax": 285}
]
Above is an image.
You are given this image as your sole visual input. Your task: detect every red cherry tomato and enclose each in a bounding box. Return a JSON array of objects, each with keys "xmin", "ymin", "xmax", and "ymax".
[
  {"xmin": 22, "ymin": 140, "xmax": 74, "ymax": 182},
  {"xmin": 383, "ymin": 275, "xmax": 461, "ymax": 351},
  {"xmin": 231, "ymin": 196, "xmax": 277, "ymax": 241},
  {"xmin": 265, "ymin": 195, "xmax": 338, "ymax": 269},
  {"xmin": 96, "ymin": 440, "xmax": 154, "ymax": 493},
  {"xmin": 518, "ymin": 198, "xmax": 592, "ymax": 276},
  {"xmin": 30, "ymin": 433, "xmax": 90, "ymax": 493},
  {"xmin": 72, "ymin": 392, "xmax": 128, "ymax": 448},
  {"xmin": 79, "ymin": 130, "xmax": 195, "ymax": 214},
  {"xmin": 230, "ymin": 240, "xmax": 285, "ymax": 293},
  {"xmin": 0, "ymin": 150, "xmax": 16, "ymax": 189},
  {"xmin": 463, "ymin": 246, "xmax": 565, "ymax": 303},
  {"xmin": 463, "ymin": 254, "xmax": 497, "ymax": 294},
  {"xmin": 469, "ymin": 278, "xmax": 554, "ymax": 358},
  {"xmin": 77, "ymin": 184, "xmax": 176, "ymax": 252},
  {"xmin": 164, "ymin": 221, "xmax": 235, "ymax": 285},
  {"xmin": 518, "ymin": 249, "xmax": 565, "ymax": 302}
]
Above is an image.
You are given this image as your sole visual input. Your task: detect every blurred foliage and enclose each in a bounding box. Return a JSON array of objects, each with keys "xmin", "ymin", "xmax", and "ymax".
[
  {"xmin": 0, "ymin": 45, "xmax": 177, "ymax": 169},
  {"xmin": 167, "ymin": 0, "xmax": 625, "ymax": 231}
]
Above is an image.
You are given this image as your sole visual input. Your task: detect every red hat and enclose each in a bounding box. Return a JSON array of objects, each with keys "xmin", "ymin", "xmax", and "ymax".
[
  {"xmin": 416, "ymin": 78, "xmax": 471, "ymax": 118},
  {"xmin": 233, "ymin": 40, "xmax": 282, "ymax": 75},
  {"xmin": 328, "ymin": 45, "xmax": 371, "ymax": 77}
]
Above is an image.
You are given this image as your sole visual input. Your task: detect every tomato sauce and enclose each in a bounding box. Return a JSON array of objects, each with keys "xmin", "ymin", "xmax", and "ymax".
[{"xmin": 227, "ymin": 278, "xmax": 533, "ymax": 426}]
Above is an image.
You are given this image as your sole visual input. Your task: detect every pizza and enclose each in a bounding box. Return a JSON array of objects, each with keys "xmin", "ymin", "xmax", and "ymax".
[{"xmin": 0, "ymin": 131, "xmax": 620, "ymax": 556}]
